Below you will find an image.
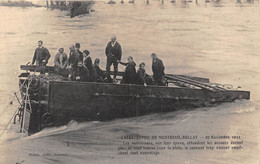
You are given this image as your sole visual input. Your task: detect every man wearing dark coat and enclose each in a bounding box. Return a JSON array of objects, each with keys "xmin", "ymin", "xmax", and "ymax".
[
  {"xmin": 136, "ymin": 62, "xmax": 154, "ymax": 86},
  {"xmin": 83, "ymin": 50, "xmax": 96, "ymax": 82},
  {"xmin": 119, "ymin": 56, "xmax": 137, "ymax": 84},
  {"xmin": 68, "ymin": 45, "xmax": 80, "ymax": 80},
  {"xmin": 151, "ymin": 53, "xmax": 166, "ymax": 86},
  {"xmin": 75, "ymin": 43, "xmax": 84, "ymax": 63},
  {"xmin": 68, "ymin": 45, "xmax": 78, "ymax": 68},
  {"xmin": 105, "ymin": 35, "xmax": 122, "ymax": 83},
  {"xmin": 32, "ymin": 40, "xmax": 51, "ymax": 74},
  {"xmin": 75, "ymin": 61, "xmax": 90, "ymax": 82},
  {"xmin": 94, "ymin": 58, "xmax": 106, "ymax": 82},
  {"xmin": 32, "ymin": 40, "xmax": 51, "ymax": 66}
]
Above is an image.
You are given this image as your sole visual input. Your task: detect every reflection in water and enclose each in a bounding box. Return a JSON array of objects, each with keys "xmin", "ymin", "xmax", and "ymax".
[{"xmin": 0, "ymin": 1, "xmax": 259, "ymax": 164}]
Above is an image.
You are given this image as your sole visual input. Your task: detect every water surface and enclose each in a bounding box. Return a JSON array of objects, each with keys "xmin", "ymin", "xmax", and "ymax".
[{"xmin": 0, "ymin": 0, "xmax": 259, "ymax": 163}]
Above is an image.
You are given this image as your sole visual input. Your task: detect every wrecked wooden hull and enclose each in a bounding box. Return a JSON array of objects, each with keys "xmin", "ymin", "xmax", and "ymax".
[
  {"xmin": 46, "ymin": 1, "xmax": 94, "ymax": 18},
  {"xmin": 19, "ymin": 78, "xmax": 250, "ymax": 134},
  {"xmin": 49, "ymin": 81, "xmax": 249, "ymax": 120},
  {"xmin": 18, "ymin": 64, "xmax": 250, "ymax": 134}
]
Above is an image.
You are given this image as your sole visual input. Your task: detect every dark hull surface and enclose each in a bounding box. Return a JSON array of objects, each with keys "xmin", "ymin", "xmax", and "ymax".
[
  {"xmin": 18, "ymin": 63, "xmax": 250, "ymax": 134},
  {"xmin": 20, "ymin": 79, "xmax": 249, "ymax": 134}
]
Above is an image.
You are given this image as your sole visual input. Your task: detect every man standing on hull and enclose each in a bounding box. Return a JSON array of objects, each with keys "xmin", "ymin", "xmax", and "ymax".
[
  {"xmin": 151, "ymin": 53, "xmax": 166, "ymax": 86},
  {"xmin": 75, "ymin": 43, "xmax": 83, "ymax": 63},
  {"xmin": 105, "ymin": 35, "xmax": 122, "ymax": 83},
  {"xmin": 32, "ymin": 40, "xmax": 51, "ymax": 74},
  {"xmin": 68, "ymin": 45, "xmax": 79, "ymax": 80}
]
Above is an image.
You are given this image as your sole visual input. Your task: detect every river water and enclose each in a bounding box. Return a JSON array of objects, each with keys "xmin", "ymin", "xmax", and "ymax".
[{"xmin": 0, "ymin": 0, "xmax": 260, "ymax": 163}]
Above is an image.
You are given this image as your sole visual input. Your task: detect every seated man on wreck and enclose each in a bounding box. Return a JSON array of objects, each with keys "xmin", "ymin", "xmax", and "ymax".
[
  {"xmin": 75, "ymin": 61, "xmax": 90, "ymax": 82},
  {"xmin": 83, "ymin": 50, "xmax": 96, "ymax": 82},
  {"xmin": 32, "ymin": 40, "xmax": 51, "ymax": 74},
  {"xmin": 54, "ymin": 48, "xmax": 69, "ymax": 77},
  {"xmin": 119, "ymin": 56, "xmax": 137, "ymax": 84},
  {"xmin": 151, "ymin": 53, "xmax": 166, "ymax": 86},
  {"xmin": 136, "ymin": 62, "xmax": 154, "ymax": 86},
  {"xmin": 94, "ymin": 58, "xmax": 106, "ymax": 82}
]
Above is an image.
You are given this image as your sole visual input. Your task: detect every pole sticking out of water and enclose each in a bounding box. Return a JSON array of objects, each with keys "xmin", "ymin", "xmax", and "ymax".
[
  {"xmin": 247, "ymin": 0, "xmax": 254, "ymax": 3},
  {"xmin": 50, "ymin": 0, "xmax": 54, "ymax": 9},
  {"xmin": 46, "ymin": 0, "xmax": 49, "ymax": 8}
]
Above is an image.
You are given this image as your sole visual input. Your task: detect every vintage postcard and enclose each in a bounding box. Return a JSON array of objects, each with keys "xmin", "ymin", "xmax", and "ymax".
[{"xmin": 0, "ymin": 0, "xmax": 259, "ymax": 163}]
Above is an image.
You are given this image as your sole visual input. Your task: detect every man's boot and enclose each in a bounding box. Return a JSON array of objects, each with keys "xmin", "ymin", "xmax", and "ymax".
[
  {"xmin": 113, "ymin": 69, "xmax": 118, "ymax": 84},
  {"xmin": 106, "ymin": 71, "xmax": 113, "ymax": 83}
]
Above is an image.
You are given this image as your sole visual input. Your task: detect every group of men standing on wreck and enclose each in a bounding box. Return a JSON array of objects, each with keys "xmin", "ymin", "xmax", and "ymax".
[{"xmin": 32, "ymin": 36, "xmax": 166, "ymax": 86}]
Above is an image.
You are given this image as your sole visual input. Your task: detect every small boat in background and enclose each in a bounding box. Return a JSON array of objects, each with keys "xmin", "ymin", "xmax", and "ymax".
[
  {"xmin": 108, "ymin": 0, "xmax": 116, "ymax": 4},
  {"xmin": 17, "ymin": 65, "xmax": 250, "ymax": 134}
]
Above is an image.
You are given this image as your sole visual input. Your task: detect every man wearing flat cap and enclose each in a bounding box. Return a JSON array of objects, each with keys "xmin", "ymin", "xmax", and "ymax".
[{"xmin": 105, "ymin": 35, "xmax": 122, "ymax": 83}]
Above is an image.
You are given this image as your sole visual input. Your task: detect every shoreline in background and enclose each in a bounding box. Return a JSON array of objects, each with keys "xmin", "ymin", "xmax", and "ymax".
[{"xmin": 0, "ymin": 1, "xmax": 94, "ymax": 18}]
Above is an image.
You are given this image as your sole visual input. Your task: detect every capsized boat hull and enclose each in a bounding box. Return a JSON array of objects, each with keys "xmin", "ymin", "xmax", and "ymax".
[
  {"xmin": 19, "ymin": 79, "xmax": 249, "ymax": 134},
  {"xmin": 18, "ymin": 64, "xmax": 250, "ymax": 134}
]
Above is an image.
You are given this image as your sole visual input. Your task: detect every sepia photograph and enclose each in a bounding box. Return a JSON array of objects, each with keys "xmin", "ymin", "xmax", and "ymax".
[{"xmin": 0, "ymin": 0, "xmax": 259, "ymax": 163}]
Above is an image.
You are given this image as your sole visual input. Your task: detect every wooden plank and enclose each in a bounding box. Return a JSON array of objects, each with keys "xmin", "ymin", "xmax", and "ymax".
[
  {"xmin": 165, "ymin": 75, "xmax": 225, "ymax": 91},
  {"xmin": 20, "ymin": 65, "xmax": 210, "ymax": 82},
  {"xmin": 20, "ymin": 65, "xmax": 125, "ymax": 76},
  {"xmin": 175, "ymin": 75, "xmax": 226, "ymax": 91},
  {"xmin": 173, "ymin": 75, "xmax": 209, "ymax": 83},
  {"xmin": 167, "ymin": 80, "xmax": 201, "ymax": 89},
  {"xmin": 20, "ymin": 65, "xmax": 54, "ymax": 72},
  {"xmin": 23, "ymin": 109, "xmax": 31, "ymax": 132}
]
